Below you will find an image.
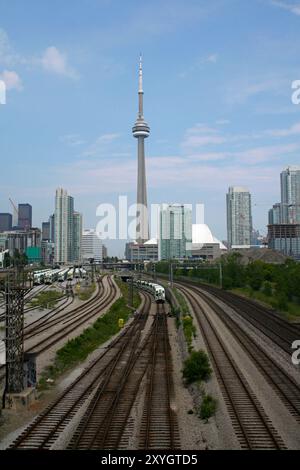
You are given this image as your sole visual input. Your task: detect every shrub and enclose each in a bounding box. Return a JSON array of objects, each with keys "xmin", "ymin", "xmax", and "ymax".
[
  {"xmin": 182, "ymin": 315, "xmax": 197, "ymax": 352},
  {"xmin": 182, "ymin": 350, "xmax": 212, "ymax": 384},
  {"xmin": 199, "ymin": 394, "xmax": 217, "ymax": 422},
  {"xmin": 262, "ymin": 281, "xmax": 272, "ymax": 297}
]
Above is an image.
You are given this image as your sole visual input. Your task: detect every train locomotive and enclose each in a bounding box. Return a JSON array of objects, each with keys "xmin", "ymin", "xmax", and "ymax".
[{"xmin": 131, "ymin": 279, "xmax": 165, "ymax": 303}]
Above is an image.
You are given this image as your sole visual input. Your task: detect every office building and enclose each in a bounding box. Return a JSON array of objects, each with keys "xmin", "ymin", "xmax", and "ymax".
[
  {"xmin": 82, "ymin": 229, "xmax": 103, "ymax": 263},
  {"xmin": 42, "ymin": 222, "xmax": 50, "ymax": 241},
  {"xmin": 0, "ymin": 213, "xmax": 12, "ymax": 232},
  {"xmin": 18, "ymin": 203, "xmax": 32, "ymax": 230},
  {"xmin": 5, "ymin": 228, "xmax": 41, "ymax": 256},
  {"xmin": 125, "ymin": 239, "xmax": 158, "ymax": 262},
  {"xmin": 227, "ymin": 187, "xmax": 253, "ymax": 248}
]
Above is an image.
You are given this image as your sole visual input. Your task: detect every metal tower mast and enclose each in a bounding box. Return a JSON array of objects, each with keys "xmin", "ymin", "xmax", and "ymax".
[
  {"xmin": 4, "ymin": 268, "xmax": 28, "ymax": 395},
  {"xmin": 132, "ymin": 55, "xmax": 150, "ymax": 243}
]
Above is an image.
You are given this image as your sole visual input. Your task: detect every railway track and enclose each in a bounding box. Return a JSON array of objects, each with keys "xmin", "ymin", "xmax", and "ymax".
[
  {"xmin": 139, "ymin": 303, "xmax": 180, "ymax": 449},
  {"xmin": 69, "ymin": 294, "xmax": 152, "ymax": 450},
  {"xmin": 69, "ymin": 301, "xmax": 179, "ymax": 450},
  {"xmin": 25, "ymin": 276, "xmax": 117, "ymax": 355},
  {"xmin": 0, "ymin": 275, "xmax": 117, "ymax": 384},
  {"xmin": 183, "ymin": 281, "xmax": 299, "ymax": 355},
  {"xmin": 178, "ymin": 284, "xmax": 300, "ymax": 424},
  {"xmin": 179, "ymin": 285, "xmax": 286, "ymax": 450},
  {"xmin": 9, "ymin": 293, "xmax": 151, "ymax": 449}
]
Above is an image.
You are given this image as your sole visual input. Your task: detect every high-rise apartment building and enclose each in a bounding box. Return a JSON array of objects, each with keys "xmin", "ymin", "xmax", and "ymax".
[
  {"xmin": 54, "ymin": 188, "xmax": 74, "ymax": 264},
  {"xmin": 227, "ymin": 187, "xmax": 252, "ymax": 248},
  {"xmin": 73, "ymin": 211, "xmax": 82, "ymax": 263},
  {"xmin": 82, "ymin": 229, "xmax": 102, "ymax": 263},
  {"xmin": 159, "ymin": 204, "xmax": 192, "ymax": 260},
  {"xmin": 18, "ymin": 203, "xmax": 32, "ymax": 230},
  {"xmin": 280, "ymin": 166, "xmax": 300, "ymax": 224},
  {"xmin": 268, "ymin": 203, "xmax": 283, "ymax": 225}
]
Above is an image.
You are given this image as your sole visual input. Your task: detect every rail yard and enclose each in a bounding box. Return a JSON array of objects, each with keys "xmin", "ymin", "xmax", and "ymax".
[{"xmin": 0, "ymin": 268, "xmax": 300, "ymax": 452}]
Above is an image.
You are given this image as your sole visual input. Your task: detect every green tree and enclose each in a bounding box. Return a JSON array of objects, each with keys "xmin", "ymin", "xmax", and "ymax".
[
  {"xmin": 246, "ymin": 261, "xmax": 265, "ymax": 291},
  {"xmin": 3, "ymin": 251, "xmax": 11, "ymax": 268}
]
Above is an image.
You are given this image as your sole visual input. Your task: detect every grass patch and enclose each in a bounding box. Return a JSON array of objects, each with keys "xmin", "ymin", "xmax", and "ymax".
[
  {"xmin": 77, "ymin": 283, "xmax": 96, "ymax": 301},
  {"xmin": 173, "ymin": 288, "xmax": 190, "ymax": 315},
  {"xmin": 30, "ymin": 290, "xmax": 63, "ymax": 310},
  {"xmin": 231, "ymin": 287, "xmax": 300, "ymax": 321},
  {"xmin": 38, "ymin": 279, "xmax": 140, "ymax": 390},
  {"xmin": 172, "ymin": 288, "xmax": 196, "ymax": 351}
]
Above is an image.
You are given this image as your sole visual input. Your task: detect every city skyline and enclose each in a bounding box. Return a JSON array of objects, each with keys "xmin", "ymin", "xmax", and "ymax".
[{"xmin": 1, "ymin": 1, "xmax": 300, "ymax": 255}]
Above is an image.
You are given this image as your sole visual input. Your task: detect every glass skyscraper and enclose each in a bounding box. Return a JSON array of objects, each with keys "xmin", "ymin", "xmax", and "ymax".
[
  {"xmin": 54, "ymin": 188, "xmax": 74, "ymax": 264},
  {"xmin": 227, "ymin": 187, "xmax": 252, "ymax": 248},
  {"xmin": 159, "ymin": 204, "xmax": 192, "ymax": 260},
  {"xmin": 280, "ymin": 166, "xmax": 300, "ymax": 224}
]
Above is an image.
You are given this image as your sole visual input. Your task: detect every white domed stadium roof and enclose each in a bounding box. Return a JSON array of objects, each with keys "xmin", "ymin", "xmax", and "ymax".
[
  {"xmin": 192, "ymin": 224, "xmax": 227, "ymax": 250},
  {"xmin": 192, "ymin": 224, "xmax": 214, "ymax": 244}
]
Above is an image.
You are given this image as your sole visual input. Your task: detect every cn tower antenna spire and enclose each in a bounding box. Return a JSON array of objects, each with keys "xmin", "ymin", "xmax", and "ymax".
[
  {"xmin": 139, "ymin": 53, "xmax": 143, "ymax": 94},
  {"xmin": 132, "ymin": 54, "xmax": 150, "ymax": 243}
]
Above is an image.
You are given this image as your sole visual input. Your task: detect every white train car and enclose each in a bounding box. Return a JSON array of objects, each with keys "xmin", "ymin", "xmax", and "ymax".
[
  {"xmin": 67, "ymin": 268, "xmax": 74, "ymax": 281},
  {"xmin": 33, "ymin": 269, "xmax": 50, "ymax": 285},
  {"xmin": 132, "ymin": 279, "xmax": 165, "ymax": 303},
  {"xmin": 44, "ymin": 268, "xmax": 61, "ymax": 284},
  {"xmin": 58, "ymin": 268, "xmax": 69, "ymax": 282},
  {"xmin": 74, "ymin": 268, "xmax": 81, "ymax": 279},
  {"xmin": 80, "ymin": 268, "xmax": 87, "ymax": 279}
]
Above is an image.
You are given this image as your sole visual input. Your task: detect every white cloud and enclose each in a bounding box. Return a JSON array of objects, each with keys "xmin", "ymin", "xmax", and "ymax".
[
  {"xmin": 61, "ymin": 134, "xmax": 86, "ymax": 147},
  {"xmin": 182, "ymin": 123, "xmax": 227, "ymax": 148},
  {"xmin": 0, "ymin": 70, "xmax": 23, "ymax": 91},
  {"xmin": 270, "ymin": 0, "xmax": 300, "ymax": 15},
  {"xmin": 0, "ymin": 29, "xmax": 16, "ymax": 66},
  {"xmin": 82, "ymin": 133, "xmax": 121, "ymax": 157},
  {"xmin": 0, "ymin": 30, "xmax": 79, "ymax": 80},
  {"xmin": 206, "ymin": 53, "xmax": 218, "ymax": 63},
  {"xmin": 226, "ymin": 77, "xmax": 287, "ymax": 105},
  {"xmin": 216, "ymin": 119, "xmax": 230, "ymax": 125},
  {"xmin": 234, "ymin": 143, "xmax": 300, "ymax": 164},
  {"xmin": 264, "ymin": 121, "xmax": 300, "ymax": 137},
  {"xmin": 41, "ymin": 47, "xmax": 79, "ymax": 79}
]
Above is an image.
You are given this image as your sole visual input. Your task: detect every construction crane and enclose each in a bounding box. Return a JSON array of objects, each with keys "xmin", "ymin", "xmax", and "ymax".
[{"xmin": 9, "ymin": 197, "xmax": 19, "ymax": 227}]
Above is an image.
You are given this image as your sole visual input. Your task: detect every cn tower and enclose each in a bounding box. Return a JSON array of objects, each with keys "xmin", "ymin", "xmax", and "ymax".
[{"xmin": 132, "ymin": 55, "xmax": 150, "ymax": 243}]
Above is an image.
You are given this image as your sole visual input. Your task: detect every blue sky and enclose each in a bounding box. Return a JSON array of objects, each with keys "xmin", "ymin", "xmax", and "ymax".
[{"xmin": 1, "ymin": 0, "xmax": 300, "ymax": 256}]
